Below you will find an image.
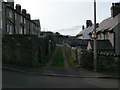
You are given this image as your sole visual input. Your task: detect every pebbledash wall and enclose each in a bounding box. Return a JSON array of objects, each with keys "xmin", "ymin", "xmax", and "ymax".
[{"xmin": 64, "ymin": 44, "xmax": 120, "ymax": 75}]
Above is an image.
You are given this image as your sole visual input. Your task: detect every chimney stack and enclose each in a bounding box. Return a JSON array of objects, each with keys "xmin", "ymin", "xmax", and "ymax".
[
  {"xmin": 111, "ymin": 2, "xmax": 120, "ymax": 17},
  {"xmin": 86, "ymin": 20, "xmax": 93, "ymax": 28},
  {"xmin": 22, "ymin": 9, "xmax": 27, "ymax": 15},
  {"xmin": 96, "ymin": 23, "xmax": 99, "ymax": 28},
  {"xmin": 15, "ymin": 4, "xmax": 21, "ymax": 12},
  {"xmin": 27, "ymin": 13, "xmax": 31, "ymax": 19},
  {"xmin": 7, "ymin": 0, "xmax": 14, "ymax": 8},
  {"xmin": 82, "ymin": 25, "xmax": 85, "ymax": 30}
]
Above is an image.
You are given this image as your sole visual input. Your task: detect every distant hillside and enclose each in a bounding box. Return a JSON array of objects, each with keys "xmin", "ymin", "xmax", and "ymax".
[{"xmin": 56, "ymin": 25, "xmax": 81, "ymax": 36}]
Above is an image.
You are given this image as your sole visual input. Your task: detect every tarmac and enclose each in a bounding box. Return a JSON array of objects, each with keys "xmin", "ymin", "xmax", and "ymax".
[{"xmin": 2, "ymin": 63, "xmax": 119, "ymax": 79}]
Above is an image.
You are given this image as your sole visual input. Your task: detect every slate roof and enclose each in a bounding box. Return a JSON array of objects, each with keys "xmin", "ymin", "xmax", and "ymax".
[
  {"xmin": 32, "ymin": 19, "xmax": 40, "ymax": 27},
  {"xmin": 64, "ymin": 39, "xmax": 88, "ymax": 48},
  {"xmin": 88, "ymin": 40, "xmax": 114, "ymax": 52},
  {"xmin": 96, "ymin": 13, "xmax": 120, "ymax": 33},
  {"xmin": 77, "ymin": 25, "xmax": 94, "ymax": 39}
]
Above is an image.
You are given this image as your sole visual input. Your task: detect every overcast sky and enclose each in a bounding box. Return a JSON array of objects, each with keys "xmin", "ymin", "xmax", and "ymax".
[{"xmin": 6, "ymin": 0, "xmax": 120, "ymax": 36}]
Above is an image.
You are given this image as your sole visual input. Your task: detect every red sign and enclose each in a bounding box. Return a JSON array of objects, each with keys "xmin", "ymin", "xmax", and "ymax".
[{"xmin": 91, "ymin": 29, "xmax": 98, "ymax": 39}]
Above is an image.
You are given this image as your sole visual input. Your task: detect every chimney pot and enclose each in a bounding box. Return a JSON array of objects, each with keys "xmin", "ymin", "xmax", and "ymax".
[
  {"xmin": 6, "ymin": 0, "xmax": 14, "ymax": 8},
  {"xmin": 82, "ymin": 25, "xmax": 85, "ymax": 30},
  {"xmin": 111, "ymin": 2, "xmax": 120, "ymax": 17},
  {"xmin": 86, "ymin": 20, "xmax": 92, "ymax": 28},
  {"xmin": 22, "ymin": 9, "xmax": 27, "ymax": 15},
  {"xmin": 27, "ymin": 13, "xmax": 31, "ymax": 19},
  {"xmin": 16, "ymin": 4, "xmax": 21, "ymax": 12},
  {"xmin": 96, "ymin": 23, "xmax": 99, "ymax": 28}
]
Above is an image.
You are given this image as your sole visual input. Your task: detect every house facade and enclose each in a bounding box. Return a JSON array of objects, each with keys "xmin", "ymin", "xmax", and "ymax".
[
  {"xmin": 76, "ymin": 2, "xmax": 120, "ymax": 55},
  {"xmin": 1, "ymin": 0, "xmax": 41, "ymax": 66},
  {"xmin": 1, "ymin": 0, "xmax": 41, "ymax": 37},
  {"xmin": 95, "ymin": 2, "xmax": 120, "ymax": 55},
  {"xmin": 0, "ymin": 0, "xmax": 4, "ymax": 31}
]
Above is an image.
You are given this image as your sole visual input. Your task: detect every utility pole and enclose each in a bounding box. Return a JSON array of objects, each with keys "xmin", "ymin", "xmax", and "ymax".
[{"xmin": 93, "ymin": 0, "xmax": 97, "ymax": 72}]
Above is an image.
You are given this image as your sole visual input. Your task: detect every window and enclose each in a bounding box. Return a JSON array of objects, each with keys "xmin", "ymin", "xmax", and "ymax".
[
  {"xmin": 104, "ymin": 32, "xmax": 109, "ymax": 40},
  {"xmin": 9, "ymin": 11, "xmax": 13, "ymax": 19},
  {"xmin": 24, "ymin": 28, "xmax": 26, "ymax": 34},
  {"xmin": 7, "ymin": 24, "xmax": 10, "ymax": 33},
  {"xmin": 19, "ymin": 26, "xmax": 23, "ymax": 34},
  {"xmin": 20, "ymin": 16, "xmax": 23, "ymax": 23},
  {"xmin": 0, "ymin": 3, "xmax": 2, "ymax": 11},
  {"xmin": 15, "ymin": 27, "xmax": 18, "ymax": 34},
  {"xmin": 9, "ymin": 25, "xmax": 13, "ymax": 34},
  {"xmin": 15, "ymin": 13, "xmax": 17, "ymax": 20},
  {"xmin": 0, "ymin": 19, "xmax": 2, "ymax": 30},
  {"xmin": 98, "ymin": 34, "xmax": 101, "ymax": 40},
  {"xmin": 24, "ymin": 18, "xmax": 26, "ymax": 24},
  {"xmin": 101, "ymin": 33, "xmax": 105, "ymax": 40},
  {"xmin": 7, "ymin": 24, "xmax": 13, "ymax": 34},
  {"xmin": 31, "ymin": 23, "xmax": 34, "ymax": 34}
]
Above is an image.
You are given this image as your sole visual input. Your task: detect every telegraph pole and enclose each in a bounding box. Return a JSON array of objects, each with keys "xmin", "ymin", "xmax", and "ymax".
[{"xmin": 93, "ymin": 0, "xmax": 97, "ymax": 72}]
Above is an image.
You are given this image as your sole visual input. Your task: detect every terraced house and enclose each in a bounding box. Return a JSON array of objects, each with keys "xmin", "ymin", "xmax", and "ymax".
[
  {"xmin": 1, "ymin": 0, "xmax": 41, "ymax": 66},
  {"xmin": 0, "ymin": 0, "xmax": 3, "ymax": 32},
  {"xmin": 1, "ymin": 0, "xmax": 41, "ymax": 37}
]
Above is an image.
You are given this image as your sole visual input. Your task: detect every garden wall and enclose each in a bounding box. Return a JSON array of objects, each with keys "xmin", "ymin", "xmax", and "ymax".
[{"xmin": 64, "ymin": 44, "xmax": 120, "ymax": 74}]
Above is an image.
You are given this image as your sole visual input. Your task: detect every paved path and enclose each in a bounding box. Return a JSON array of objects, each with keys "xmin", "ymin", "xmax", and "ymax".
[
  {"xmin": 63, "ymin": 47, "xmax": 69, "ymax": 69},
  {"xmin": 45, "ymin": 49, "xmax": 56, "ymax": 68}
]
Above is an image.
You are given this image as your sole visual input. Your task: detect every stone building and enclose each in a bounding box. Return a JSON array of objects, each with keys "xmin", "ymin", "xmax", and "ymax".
[
  {"xmin": 1, "ymin": 0, "xmax": 41, "ymax": 36},
  {"xmin": 1, "ymin": 0, "xmax": 41, "ymax": 66},
  {"xmin": 0, "ymin": 0, "xmax": 4, "ymax": 31}
]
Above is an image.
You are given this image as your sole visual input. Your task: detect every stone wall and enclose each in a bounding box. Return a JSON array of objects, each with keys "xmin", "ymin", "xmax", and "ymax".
[
  {"xmin": 2, "ymin": 34, "xmax": 40, "ymax": 66},
  {"xmin": 97, "ymin": 55, "xmax": 119, "ymax": 73},
  {"xmin": 64, "ymin": 44, "xmax": 120, "ymax": 74},
  {"xmin": 2, "ymin": 34, "xmax": 56, "ymax": 67}
]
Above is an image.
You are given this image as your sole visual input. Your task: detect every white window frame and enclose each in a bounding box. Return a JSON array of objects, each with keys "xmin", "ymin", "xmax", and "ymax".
[
  {"xmin": 7, "ymin": 24, "xmax": 10, "ymax": 33},
  {"xmin": 9, "ymin": 10, "xmax": 13, "ymax": 19},
  {"xmin": 24, "ymin": 18, "xmax": 26, "ymax": 24},
  {"xmin": 20, "ymin": 16, "xmax": 23, "ymax": 23},
  {"xmin": 0, "ymin": 19, "xmax": 2, "ymax": 30},
  {"xmin": 19, "ymin": 26, "xmax": 23, "ymax": 34},
  {"xmin": 9, "ymin": 25, "xmax": 13, "ymax": 34}
]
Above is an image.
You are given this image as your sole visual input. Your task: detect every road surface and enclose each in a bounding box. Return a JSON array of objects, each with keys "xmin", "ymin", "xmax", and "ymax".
[{"xmin": 2, "ymin": 70, "xmax": 119, "ymax": 88}]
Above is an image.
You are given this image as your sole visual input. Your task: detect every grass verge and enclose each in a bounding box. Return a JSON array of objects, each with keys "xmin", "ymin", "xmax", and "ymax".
[
  {"xmin": 52, "ymin": 46, "xmax": 64, "ymax": 67},
  {"xmin": 40, "ymin": 50, "xmax": 54, "ymax": 67},
  {"xmin": 63, "ymin": 48, "xmax": 77, "ymax": 67}
]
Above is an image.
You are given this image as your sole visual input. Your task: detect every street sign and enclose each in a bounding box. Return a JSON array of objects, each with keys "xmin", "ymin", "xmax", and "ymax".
[{"xmin": 91, "ymin": 29, "xmax": 97, "ymax": 39}]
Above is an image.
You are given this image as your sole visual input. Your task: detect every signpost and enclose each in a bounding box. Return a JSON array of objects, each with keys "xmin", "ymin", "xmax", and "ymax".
[
  {"xmin": 93, "ymin": 0, "xmax": 97, "ymax": 72},
  {"xmin": 92, "ymin": 29, "xmax": 97, "ymax": 39}
]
